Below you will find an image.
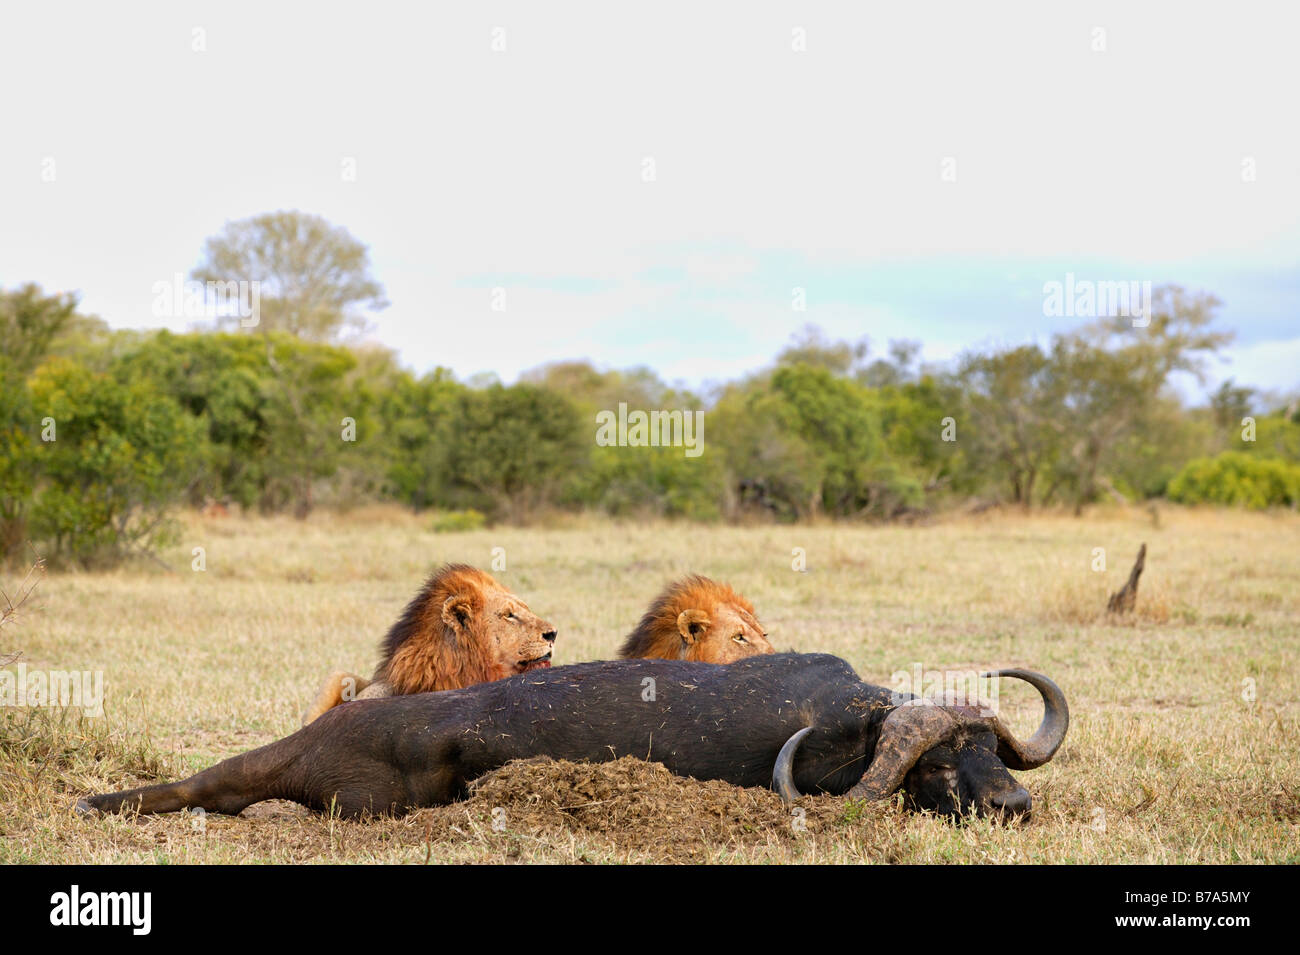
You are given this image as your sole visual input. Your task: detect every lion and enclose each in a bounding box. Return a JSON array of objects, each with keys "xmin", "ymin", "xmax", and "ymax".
[
  {"xmin": 303, "ymin": 564, "xmax": 556, "ymax": 724},
  {"xmin": 618, "ymin": 575, "xmax": 774, "ymax": 663}
]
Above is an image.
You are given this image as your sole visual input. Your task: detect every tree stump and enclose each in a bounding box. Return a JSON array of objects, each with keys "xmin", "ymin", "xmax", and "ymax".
[{"xmin": 1107, "ymin": 543, "xmax": 1146, "ymax": 614}]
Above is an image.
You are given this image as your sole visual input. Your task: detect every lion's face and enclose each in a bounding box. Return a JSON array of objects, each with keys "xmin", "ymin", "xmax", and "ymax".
[
  {"xmin": 478, "ymin": 588, "xmax": 557, "ymax": 675},
  {"xmin": 677, "ymin": 601, "xmax": 773, "ymax": 663},
  {"xmin": 620, "ymin": 575, "xmax": 775, "ymax": 664},
  {"xmin": 374, "ymin": 565, "xmax": 559, "ymax": 698}
]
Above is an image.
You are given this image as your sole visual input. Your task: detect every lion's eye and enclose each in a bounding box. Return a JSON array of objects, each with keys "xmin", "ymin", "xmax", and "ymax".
[{"xmin": 732, "ymin": 634, "xmax": 747, "ymax": 644}]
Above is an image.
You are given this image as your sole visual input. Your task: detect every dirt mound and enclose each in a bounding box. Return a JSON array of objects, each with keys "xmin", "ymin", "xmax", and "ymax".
[{"xmin": 413, "ymin": 756, "xmax": 872, "ymax": 862}]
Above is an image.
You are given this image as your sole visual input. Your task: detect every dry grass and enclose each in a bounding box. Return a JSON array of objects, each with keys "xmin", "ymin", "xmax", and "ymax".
[
  {"xmin": 0, "ymin": 555, "xmax": 43, "ymax": 667},
  {"xmin": 2, "ymin": 505, "xmax": 1297, "ymax": 863}
]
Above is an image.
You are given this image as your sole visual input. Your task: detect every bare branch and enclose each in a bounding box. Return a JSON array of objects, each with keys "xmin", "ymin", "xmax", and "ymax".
[{"xmin": 0, "ymin": 551, "xmax": 46, "ymax": 663}]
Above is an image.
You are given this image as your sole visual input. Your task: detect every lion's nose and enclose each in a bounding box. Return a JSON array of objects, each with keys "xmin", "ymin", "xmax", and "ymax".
[{"xmin": 542, "ymin": 629, "xmax": 557, "ymax": 643}]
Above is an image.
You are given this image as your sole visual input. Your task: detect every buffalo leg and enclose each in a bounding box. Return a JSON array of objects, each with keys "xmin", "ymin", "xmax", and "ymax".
[
  {"xmin": 77, "ymin": 708, "xmax": 466, "ymax": 819},
  {"xmin": 77, "ymin": 742, "xmax": 293, "ymax": 816}
]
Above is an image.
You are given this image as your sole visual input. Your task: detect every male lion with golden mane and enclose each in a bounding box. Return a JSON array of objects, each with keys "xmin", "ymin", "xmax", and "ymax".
[
  {"xmin": 618, "ymin": 575, "xmax": 774, "ymax": 663},
  {"xmin": 303, "ymin": 564, "xmax": 556, "ymax": 724}
]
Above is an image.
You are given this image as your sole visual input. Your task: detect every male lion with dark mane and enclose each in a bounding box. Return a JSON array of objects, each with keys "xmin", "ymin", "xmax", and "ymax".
[
  {"xmin": 618, "ymin": 575, "xmax": 774, "ymax": 663},
  {"xmin": 303, "ymin": 564, "xmax": 556, "ymax": 724}
]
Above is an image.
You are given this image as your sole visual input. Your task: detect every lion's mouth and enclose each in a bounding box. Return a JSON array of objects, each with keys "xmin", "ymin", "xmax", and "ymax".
[{"xmin": 519, "ymin": 653, "xmax": 552, "ymax": 672}]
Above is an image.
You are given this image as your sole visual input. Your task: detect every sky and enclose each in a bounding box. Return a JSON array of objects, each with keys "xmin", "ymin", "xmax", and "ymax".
[{"xmin": 2, "ymin": 1, "xmax": 1297, "ymax": 400}]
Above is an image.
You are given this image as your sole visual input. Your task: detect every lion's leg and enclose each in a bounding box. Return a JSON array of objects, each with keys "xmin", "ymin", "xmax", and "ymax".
[{"xmin": 303, "ymin": 670, "xmax": 373, "ymax": 725}]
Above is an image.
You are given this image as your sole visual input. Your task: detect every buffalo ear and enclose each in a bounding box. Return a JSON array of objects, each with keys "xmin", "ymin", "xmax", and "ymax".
[
  {"xmin": 441, "ymin": 593, "xmax": 476, "ymax": 633},
  {"xmin": 676, "ymin": 609, "xmax": 710, "ymax": 645}
]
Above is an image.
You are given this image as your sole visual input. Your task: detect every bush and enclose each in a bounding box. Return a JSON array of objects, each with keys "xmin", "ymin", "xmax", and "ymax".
[
  {"xmin": 111, "ymin": 331, "xmax": 364, "ymax": 516},
  {"xmin": 712, "ymin": 364, "xmax": 913, "ymax": 520},
  {"xmin": 431, "ymin": 509, "xmax": 487, "ymax": 533},
  {"xmin": 27, "ymin": 359, "xmax": 205, "ymax": 566},
  {"xmin": 1167, "ymin": 452, "xmax": 1300, "ymax": 509},
  {"xmin": 0, "ymin": 359, "xmax": 35, "ymax": 561},
  {"xmin": 438, "ymin": 384, "xmax": 588, "ymax": 521},
  {"xmin": 582, "ymin": 444, "xmax": 725, "ymax": 521}
]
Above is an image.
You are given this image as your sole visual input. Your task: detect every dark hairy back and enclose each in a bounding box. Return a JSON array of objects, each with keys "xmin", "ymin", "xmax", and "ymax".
[{"xmin": 354, "ymin": 652, "xmax": 886, "ymax": 795}]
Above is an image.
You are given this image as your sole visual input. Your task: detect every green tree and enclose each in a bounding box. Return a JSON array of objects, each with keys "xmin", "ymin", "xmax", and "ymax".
[
  {"xmin": 957, "ymin": 344, "xmax": 1061, "ymax": 506},
  {"xmin": 872, "ymin": 377, "xmax": 969, "ymax": 497},
  {"xmin": 1250, "ymin": 413, "xmax": 1300, "ymax": 462},
  {"xmin": 191, "ymin": 210, "xmax": 388, "ymax": 341},
  {"xmin": 858, "ymin": 339, "xmax": 923, "ymax": 388},
  {"xmin": 1168, "ymin": 452, "xmax": 1300, "ymax": 509},
  {"xmin": 712, "ymin": 364, "xmax": 918, "ymax": 520},
  {"xmin": 957, "ymin": 287, "xmax": 1228, "ymax": 512},
  {"xmin": 776, "ymin": 324, "xmax": 868, "ymax": 377},
  {"xmin": 371, "ymin": 367, "xmax": 464, "ymax": 511},
  {"xmin": 0, "ymin": 358, "xmax": 35, "ymax": 560},
  {"xmin": 1049, "ymin": 287, "xmax": 1229, "ymax": 513},
  {"xmin": 0, "ymin": 284, "xmax": 81, "ymax": 375},
  {"xmin": 581, "ymin": 444, "xmax": 725, "ymax": 521},
  {"xmin": 1209, "ymin": 379, "xmax": 1256, "ymax": 435},
  {"xmin": 27, "ymin": 360, "xmax": 204, "ymax": 566},
  {"xmin": 712, "ymin": 379, "xmax": 824, "ymax": 521},
  {"xmin": 111, "ymin": 331, "xmax": 360, "ymax": 516},
  {"xmin": 438, "ymin": 384, "xmax": 587, "ymax": 521},
  {"xmin": 0, "ymin": 286, "xmax": 109, "ymax": 560},
  {"xmin": 523, "ymin": 361, "xmax": 722, "ymax": 518}
]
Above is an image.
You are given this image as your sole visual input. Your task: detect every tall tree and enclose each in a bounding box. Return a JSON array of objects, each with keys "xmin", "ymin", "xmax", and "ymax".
[
  {"xmin": 28, "ymin": 359, "xmax": 204, "ymax": 566},
  {"xmin": 957, "ymin": 344, "xmax": 1062, "ymax": 506},
  {"xmin": 0, "ymin": 356, "xmax": 35, "ymax": 560},
  {"xmin": 191, "ymin": 211, "xmax": 388, "ymax": 341},
  {"xmin": 440, "ymin": 384, "xmax": 587, "ymax": 522},
  {"xmin": 777, "ymin": 324, "xmax": 869, "ymax": 377},
  {"xmin": 0, "ymin": 284, "xmax": 80, "ymax": 375},
  {"xmin": 190, "ymin": 212, "xmax": 387, "ymax": 515},
  {"xmin": 1051, "ymin": 286, "xmax": 1229, "ymax": 513},
  {"xmin": 0, "ymin": 285, "xmax": 107, "ymax": 558},
  {"xmin": 1209, "ymin": 379, "xmax": 1255, "ymax": 434}
]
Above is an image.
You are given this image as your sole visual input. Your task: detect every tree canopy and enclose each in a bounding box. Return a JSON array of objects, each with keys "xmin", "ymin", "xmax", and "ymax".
[{"xmin": 3, "ymin": 235, "xmax": 1295, "ymax": 569}]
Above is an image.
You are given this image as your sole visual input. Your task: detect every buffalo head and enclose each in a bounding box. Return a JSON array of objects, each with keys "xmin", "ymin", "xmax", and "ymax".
[{"xmin": 774, "ymin": 668, "xmax": 1068, "ymax": 819}]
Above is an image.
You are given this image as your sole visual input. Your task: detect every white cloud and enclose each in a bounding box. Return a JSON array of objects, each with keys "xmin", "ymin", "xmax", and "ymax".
[{"xmin": 1215, "ymin": 338, "xmax": 1300, "ymax": 397}]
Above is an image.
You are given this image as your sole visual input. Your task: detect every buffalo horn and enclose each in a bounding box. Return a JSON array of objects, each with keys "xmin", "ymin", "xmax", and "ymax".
[
  {"xmin": 846, "ymin": 701, "xmax": 960, "ymax": 801},
  {"xmin": 772, "ymin": 726, "xmax": 814, "ymax": 803},
  {"xmin": 979, "ymin": 669, "xmax": 1069, "ymax": 770}
]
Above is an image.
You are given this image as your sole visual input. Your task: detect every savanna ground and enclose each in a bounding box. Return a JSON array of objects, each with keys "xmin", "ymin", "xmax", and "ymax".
[{"xmin": 1, "ymin": 505, "xmax": 1297, "ymax": 864}]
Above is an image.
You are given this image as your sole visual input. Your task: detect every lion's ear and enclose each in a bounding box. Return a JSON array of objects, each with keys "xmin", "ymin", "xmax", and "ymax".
[
  {"xmin": 676, "ymin": 609, "xmax": 710, "ymax": 645},
  {"xmin": 442, "ymin": 593, "xmax": 476, "ymax": 633}
]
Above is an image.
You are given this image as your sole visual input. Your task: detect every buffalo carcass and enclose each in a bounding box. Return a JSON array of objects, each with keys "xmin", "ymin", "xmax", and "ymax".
[{"xmin": 78, "ymin": 652, "xmax": 1067, "ymax": 820}]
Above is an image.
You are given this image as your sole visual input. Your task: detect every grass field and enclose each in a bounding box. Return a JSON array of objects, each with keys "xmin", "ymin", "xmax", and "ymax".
[{"xmin": 2, "ymin": 505, "xmax": 1297, "ymax": 863}]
